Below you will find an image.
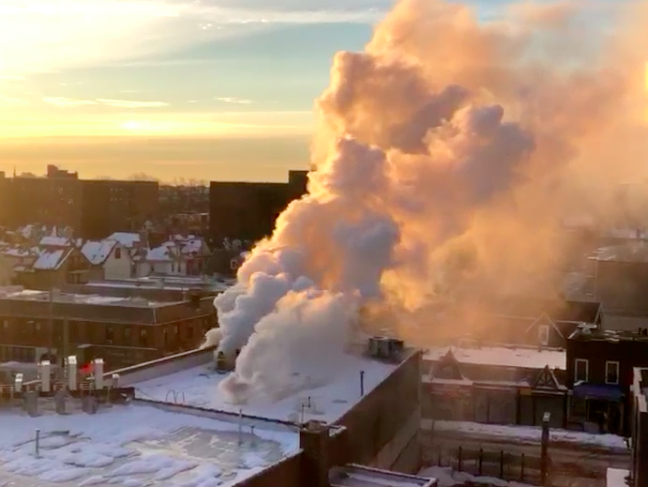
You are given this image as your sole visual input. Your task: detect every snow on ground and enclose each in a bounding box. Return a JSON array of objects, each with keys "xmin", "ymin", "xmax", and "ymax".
[
  {"xmin": 423, "ymin": 420, "xmax": 627, "ymax": 451},
  {"xmin": 606, "ymin": 468, "xmax": 630, "ymax": 487},
  {"xmin": 419, "ymin": 466, "xmax": 534, "ymax": 487},
  {"xmin": 0, "ymin": 403, "xmax": 298, "ymax": 487},
  {"xmin": 134, "ymin": 354, "xmax": 398, "ymax": 424},
  {"xmin": 424, "ymin": 347, "xmax": 565, "ymax": 370}
]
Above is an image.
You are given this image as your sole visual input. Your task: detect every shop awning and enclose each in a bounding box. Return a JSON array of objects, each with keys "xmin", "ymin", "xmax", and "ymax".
[{"xmin": 573, "ymin": 383, "xmax": 623, "ymax": 401}]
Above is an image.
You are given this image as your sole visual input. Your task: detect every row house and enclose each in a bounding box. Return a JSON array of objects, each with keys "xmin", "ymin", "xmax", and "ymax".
[
  {"xmin": 0, "ymin": 287, "xmax": 217, "ymax": 370},
  {"xmin": 423, "ymin": 346, "xmax": 568, "ymax": 429}
]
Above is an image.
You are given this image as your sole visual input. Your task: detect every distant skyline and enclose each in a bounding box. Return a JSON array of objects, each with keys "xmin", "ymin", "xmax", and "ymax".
[{"xmin": 0, "ymin": 0, "xmax": 622, "ymax": 181}]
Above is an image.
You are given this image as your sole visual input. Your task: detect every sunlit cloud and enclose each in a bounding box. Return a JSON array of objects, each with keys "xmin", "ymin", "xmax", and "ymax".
[
  {"xmin": 215, "ymin": 97, "xmax": 253, "ymax": 105},
  {"xmin": 97, "ymin": 99, "xmax": 169, "ymax": 108},
  {"xmin": 0, "ymin": 0, "xmax": 387, "ymax": 75},
  {"xmin": 42, "ymin": 97, "xmax": 169, "ymax": 108},
  {"xmin": 42, "ymin": 97, "xmax": 96, "ymax": 107},
  {"xmin": 0, "ymin": 96, "xmax": 28, "ymax": 106}
]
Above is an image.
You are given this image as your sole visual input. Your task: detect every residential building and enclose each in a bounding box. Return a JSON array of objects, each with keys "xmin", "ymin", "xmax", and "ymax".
[
  {"xmin": 0, "ymin": 287, "xmax": 217, "ymax": 369},
  {"xmin": 472, "ymin": 295, "xmax": 601, "ymax": 348},
  {"xmin": 566, "ymin": 327, "xmax": 648, "ymax": 435},
  {"xmin": 209, "ymin": 169, "xmax": 308, "ymax": 245},
  {"xmin": 8, "ymin": 175, "xmax": 82, "ymax": 228},
  {"xmin": 631, "ymin": 367, "xmax": 648, "ymax": 487},
  {"xmin": 423, "ymin": 346, "xmax": 568, "ymax": 429},
  {"xmin": 15, "ymin": 244, "xmax": 90, "ymax": 289},
  {"xmin": 80, "ymin": 239, "xmax": 119, "ymax": 280},
  {"xmin": 80, "ymin": 180, "xmax": 159, "ymax": 240}
]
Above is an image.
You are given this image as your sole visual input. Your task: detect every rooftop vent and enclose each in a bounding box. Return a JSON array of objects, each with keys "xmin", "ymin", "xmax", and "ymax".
[{"xmin": 367, "ymin": 336, "xmax": 404, "ymax": 362}]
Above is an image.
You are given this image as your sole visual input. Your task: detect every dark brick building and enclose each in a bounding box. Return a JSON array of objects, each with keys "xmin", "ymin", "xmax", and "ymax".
[
  {"xmin": 80, "ymin": 180, "xmax": 159, "ymax": 239},
  {"xmin": 209, "ymin": 170, "xmax": 308, "ymax": 246},
  {"xmin": 0, "ymin": 170, "xmax": 159, "ymax": 239},
  {"xmin": 631, "ymin": 367, "xmax": 648, "ymax": 487},
  {"xmin": 566, "ymin": 328, "xmax": 648, "ymax": 435}
]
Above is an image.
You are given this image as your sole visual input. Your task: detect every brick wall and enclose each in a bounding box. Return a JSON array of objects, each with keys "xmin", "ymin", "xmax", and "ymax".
[{"xmin": 333, "ymin": 351, "xmax": 422, "ymax": 470}]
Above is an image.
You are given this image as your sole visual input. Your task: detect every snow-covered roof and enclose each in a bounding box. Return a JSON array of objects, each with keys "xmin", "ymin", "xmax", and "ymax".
[
  {"xmin": 0, "ymin": 402, "xmax": 298, "ymax": 487},
  {"xmin": 108, "ymin": 232, "xmax": 141, "ymax": 248},
  {"xmin": 2, "ymin": 247, "xmax": 37, "ymax": 258},
  {"xmin": 39, "ymin": 236, "xmax": 71, "ymax": 247},
  {"xmin": 146, "ymin": 242, "xmax": 182, "ymax": 262},
  {"xmin": 32, "ymin": 248, "xmax": 73, "ymax": 271},
  {"xmin": 171, "ymin": 235, "xmax": 208, "ymax": 256},
  {"xmin": 424, "ymin": 346, "xmax": 566, "ymax": 370},
  {"xmin": 81, "ymin": 239, "xmax": 117, "ymax": 266},
  {"xmin": 134, "ymin": 353, "xmax": 401, "ymax": 424}
]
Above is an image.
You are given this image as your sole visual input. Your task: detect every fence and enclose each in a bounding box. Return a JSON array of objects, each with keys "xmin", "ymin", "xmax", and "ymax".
[{"xmin": 426, "ymin": 446, "xmax": 545, "ymax": 485}]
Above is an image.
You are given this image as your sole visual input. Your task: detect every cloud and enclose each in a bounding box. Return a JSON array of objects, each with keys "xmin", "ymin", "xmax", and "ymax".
[
  {"xmin": 42, "ymin": 97, "xmax": 168, "ymax": 108},
  {"xmin": 215, "ymin": 97, "xmax": 253, "ymax": 104},
  {"xmin": 0, "ymin": 96, "xmax": 27, "ymax": 106},
  {"xmin": 0, "ymin": 0, "xmax": 387, "ymax": 75},
  {"xmin": 42, "ymin": 97, "xmax": 96, "ymax": 107},
  {"xmin": 0, "ymin": 75, "xmax": 24, "ymax": 80},
  {"xmin": 96, "ymin": 99, "xmax": 169, "ymax": 108}
]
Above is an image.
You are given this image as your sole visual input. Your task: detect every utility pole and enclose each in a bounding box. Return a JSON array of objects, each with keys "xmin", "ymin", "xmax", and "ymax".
[
  {"xmin": 540, "ymin": 412, "xmax": 551, "ymax": 486},
  {"xmin": 48, "ymin": 288, "xmax": 54, "ymax": 362}
]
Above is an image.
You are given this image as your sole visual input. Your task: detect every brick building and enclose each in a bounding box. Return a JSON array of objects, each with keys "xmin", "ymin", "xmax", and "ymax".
[
  {"xmin": 0, "ymin": 168, "xmax": 159, "ymax": 239},
  {"xmin": 80, "ymin": 180, "xmax": 159, "ymax": 240},
  {"xmin": 631, "ymin": 367, "xmax": 648, "ymax": 487},
  {"xmin": 209, "ymin": 170, "xmax": 308, "ymax": 245},
  {"xmin": 566, "ymin": 327, "xmax": 648, "ymax": 435},
  {"xmin": 0, "ymin": 287, "xmax": 216, "ymax": 369}
]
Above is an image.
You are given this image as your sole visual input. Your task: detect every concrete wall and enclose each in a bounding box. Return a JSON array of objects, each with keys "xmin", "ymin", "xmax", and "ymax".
[{"xmin": 106, "ymin": 346, "xmax": 216, "ymax": 386}]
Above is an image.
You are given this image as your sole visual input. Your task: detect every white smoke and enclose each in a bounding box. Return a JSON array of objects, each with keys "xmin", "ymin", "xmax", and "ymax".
[{"xmin": 211, "ymin": 0, "xmax": 648, "ymax": 403}]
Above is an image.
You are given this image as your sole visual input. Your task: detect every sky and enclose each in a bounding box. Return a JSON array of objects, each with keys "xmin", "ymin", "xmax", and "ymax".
[{"xmin": 0, "ymin": 0, "xmax": 627, "ymax": 182}]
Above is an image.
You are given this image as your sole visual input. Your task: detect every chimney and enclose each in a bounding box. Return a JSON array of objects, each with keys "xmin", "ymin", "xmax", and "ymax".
[
  {"xmin": 40, "ymin": 360, "xmax": 51, "ymax": 393},
  {"xmin": 93, "ymin": 359, "xmax": 104, "ymax": 389},
  {"xmin": 14, "ymin": 373, "xmax": 23, "ymax": 393},
  {"xmin": 67, "ymin": 356, "xmax": 77, "ymax": 391},
  {"xmin": 299, "ymin": 420, "xmax": 331, "ymax": 487}
]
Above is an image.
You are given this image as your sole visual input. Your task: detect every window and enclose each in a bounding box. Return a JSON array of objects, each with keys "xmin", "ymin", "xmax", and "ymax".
[
  {"xmin": 105, "ymin": 326, "xmax": 114, "ymax": 344},
  {"xmin": 575, "ymin": 359, "xmax": 588, "ymax": 383},
  {"xmin": 140, "ymin": 328, "xmax": 148, "ymax": 347},
  {"xmin": 124, "ymin": 327, "xmax": 132, "ymax": 342},
  {"xmin": 538, "ymin": 325, "xmax": 550, "ymax": 346},
  {"xmin": 114, "ymin": 247, "xmax": 122, "ymax": 259},
  {"xmin": 605, "ymin": 361, "xmax": 620, "ymax": 385}
]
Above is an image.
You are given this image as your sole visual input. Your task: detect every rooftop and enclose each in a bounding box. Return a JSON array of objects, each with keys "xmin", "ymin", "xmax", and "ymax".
[
  {"xmin": 569, "ymin": 327, "xmax": 648, "ymax": 343},
  {"xmin": 424, "ymin": 346, "xmax": 566, "ymax": 370},
  {"xmin": 0, "ymin": 401, "xmax": 298, "ymax": 487},
  {"xmin": 133, "ymin": 352, "xmax": 404, "ymax": 424},
  {"xmin": 0, "ymin": 288, "xmax": 170, "ymax": 309},
  {"xmin": 595, "ymin": 242, "xmax": 648, "ymax": 263},
  {"xmin": 87, "ymin": 276, "xmax": 233, "ymax": 293}
]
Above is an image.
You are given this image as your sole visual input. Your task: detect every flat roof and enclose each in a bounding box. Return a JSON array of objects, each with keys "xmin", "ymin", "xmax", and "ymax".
[
  {"xmin": 424, "ymin": 346, "xmax": 566, "ymax": 370},
  {"xmin": 134, "ymin": 352, "xmax": 404, "ymax": 424},
  {"xmin": 0, "ymin": 402, "xmax": 298, "ymax": 487},
  {"xmin": 87, "ymin": 276, "xmax": 233, "ymax": 293},
  {"xmin": 0, "ymin": 289, "xmax": 173, "ymax": 309}
]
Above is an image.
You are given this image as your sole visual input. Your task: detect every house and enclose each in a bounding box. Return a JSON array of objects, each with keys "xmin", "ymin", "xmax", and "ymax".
[
  {"xmin": 171, "ymin": 235, "xmax": 210, "ymax": 275},
  {"xmin": 16, "ymin": 245, "xmax": 90, "ymax": 289},
  {"xmin": 566, "ymin": 327, "xmax": 648, "ymax": 435},
  {"xmin": 135, "ymin": 242, "xmax": 187, "ymax": 277},
  {"xmin": 0, "ymin": 247, "xmax": 39, "ymax": 283},
  {"xmin": 80, "ymin": 239, "xmax": 119, "ymax": 280}
]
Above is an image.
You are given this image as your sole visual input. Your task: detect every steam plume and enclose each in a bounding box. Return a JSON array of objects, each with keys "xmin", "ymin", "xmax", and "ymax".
[{"xmin": 210, "ymin": 0, "xmax": 648, "ymax": 403}]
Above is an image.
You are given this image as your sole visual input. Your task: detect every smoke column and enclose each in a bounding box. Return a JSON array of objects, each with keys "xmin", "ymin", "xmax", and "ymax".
[{"xmin": 207, "ymin": 0, "xmax": 648, "ymax": 403}]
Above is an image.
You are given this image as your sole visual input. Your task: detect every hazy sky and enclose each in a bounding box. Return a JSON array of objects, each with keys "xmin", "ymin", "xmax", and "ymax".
[{"xmin": 0, "ymin": 0, "xmax": 620, "ymax": 182}]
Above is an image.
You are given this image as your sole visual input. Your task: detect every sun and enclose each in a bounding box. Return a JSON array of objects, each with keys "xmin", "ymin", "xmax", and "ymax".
[{"xmin": 121, "ymin": 120, "xmax": 143, "ymax": 131}]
